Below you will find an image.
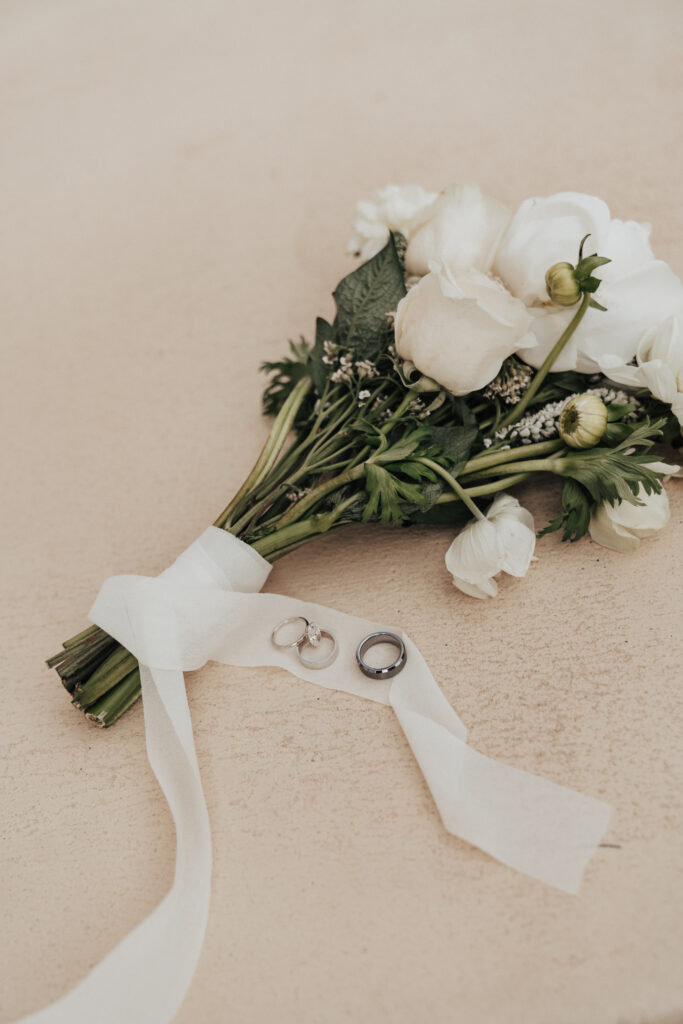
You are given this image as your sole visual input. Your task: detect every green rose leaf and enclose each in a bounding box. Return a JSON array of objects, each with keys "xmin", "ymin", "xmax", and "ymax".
[
  {"xmin": 333, "ymin": 233, "xmax": 406, "ymax": 359},
  {"xmin": 429, "ymin": 424, "xmax": 479, "ymax": 475}
]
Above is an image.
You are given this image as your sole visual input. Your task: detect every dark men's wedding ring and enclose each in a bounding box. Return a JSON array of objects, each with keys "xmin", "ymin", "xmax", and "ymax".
[{"xmin": 356, "ymin": 631, "xmax": 407, "ymax": 680}]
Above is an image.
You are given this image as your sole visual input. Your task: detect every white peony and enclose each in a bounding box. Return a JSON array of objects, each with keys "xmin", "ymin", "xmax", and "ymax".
[
  {"xmin": 599, "ymin": 314, "xmax": 683, "ymax": 428},
  {"xmin": 404, "ymin": 184, "xmax": 510, "ymax": 278},
  {"xmin": 588, "ymin": 467, "xmax": 678, "ymax": 552},
  {"xmin": 346, "ymin": 184, "xmax": 438, "ymax": 261},
  {"xmin": 394, "ymin": 262, "xmax": 535, "ymax": 395},
  {"xmin": 445, "ymin": 493, "xmax": 536, "ymax": 599},
  {"xmin": 493, "ymin": 192, "xmax": 683, "ymax": 373}
]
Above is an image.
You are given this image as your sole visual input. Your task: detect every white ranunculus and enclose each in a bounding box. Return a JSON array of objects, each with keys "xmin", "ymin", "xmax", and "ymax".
[
  {"xmin": 394, "ymin": 262, "xmax": 535, "ymax": 395},
  {"xmin": 445, "ymin": 493, "xmax": 536, "ymax": 599},
  {"xmin": 346, "ymin": 184, "xmax": 438, "ymax": 261},
  {"xmin": 588, "ymin": 469, "xmax": 678, "ymax": 552},
  {"xmin": 599, "ymin": 314, "xmax": 683, "ymax": 428},
  {"xmin": 493, "ymin": 192, "xmax": 683, "ymax": 373},
  {"xmin": 404, "ymin": 184, "xmax": 510, "ymax": 278}
]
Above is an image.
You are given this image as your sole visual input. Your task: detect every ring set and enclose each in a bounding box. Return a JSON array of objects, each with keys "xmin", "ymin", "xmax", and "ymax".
[
  {"xmin": 271, "ymin": 616, "xmax": 338, "ymax": 669},
  {"xmin": 271, "ymin": 617, "xmax": 406, "ymax": 680}
]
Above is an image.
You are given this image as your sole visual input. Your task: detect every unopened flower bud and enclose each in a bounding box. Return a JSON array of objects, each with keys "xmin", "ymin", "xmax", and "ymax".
[
  {"xmin": 545, "ymin": 262, "xmax": 581, "ymax": 306},
  {"xmin": 559, "ymin": 394, "xmax": 608, "ymax": 449}
]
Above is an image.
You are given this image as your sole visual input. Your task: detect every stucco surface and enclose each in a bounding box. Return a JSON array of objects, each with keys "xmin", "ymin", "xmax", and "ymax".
[{"xmin": 1, "ymin": 1, "xmax": 682, "ymax": 1022}]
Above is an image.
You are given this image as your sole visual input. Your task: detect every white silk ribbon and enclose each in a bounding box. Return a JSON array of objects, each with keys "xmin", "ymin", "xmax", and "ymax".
[{"xmin": 18, "ymin": 527, "xmax": 611, "ymax": 1023}]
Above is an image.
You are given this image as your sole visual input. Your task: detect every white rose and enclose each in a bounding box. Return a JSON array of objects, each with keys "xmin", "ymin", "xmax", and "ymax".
[
  {"xmin": 588, "ymin": 472, "xmax": 677, "ymax": 552},
  {"xmin": 492, "ymin": 192, "xmax": 683, "ymax": 373},
  {"xmin": 346, "ymin": 184, "xmax": 438, "ymax": 261},
  {"xmin": 404, "ymin": 184, "xmax": 510, "ymax": 278},
  {"xmin": 599, "ymin": 314, "xmax": 683, "ymax": 428},
  {"xmin": 394, "ymin": 262, "xmax": 535, "ymax": 395},
  {"xmin": 445, "ymin": 493, "xmax": 536, "ymax": 599}
]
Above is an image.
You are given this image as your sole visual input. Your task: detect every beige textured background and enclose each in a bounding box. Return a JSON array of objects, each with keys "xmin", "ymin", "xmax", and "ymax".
[{"xmin": 2, "ymin": 1, "xmax": 682, "ymax": 1021}]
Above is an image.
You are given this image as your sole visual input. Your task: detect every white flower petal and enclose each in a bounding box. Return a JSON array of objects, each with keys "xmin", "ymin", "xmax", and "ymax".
[
  {"xmin": 647, "ymin": 461, "xmax": 682, "ymax": 478},
  {"xmin": 449, "ymin": 575, "xmax": 499, "ymax": 600},
  {"xmin": 640, "ymin": 314, "xmax": 683, "ymax": 372},
  {"xmin": 445, "ymin": 494, "xmax": 536, "ymax": 599},
  {"xmin": 589, "ymin": 485, "xmax": 670, "ymax": 551},
  {"xmin": 597, "ymin": 353, "xmax": 646, "ymax": 390},
  {"xmin": 600, "ymin": 314, "xmax": 683, "ymax": 424},
  {"xmin": 395, "ymin": 267, "xmax": 533, "ymax": 395},
  {"xmin": 589, "ymin": 505, "xmax": 642, "ymax": 552},
  {"xmin": 519, "ymin": 260, "xmax": 683, "ymax": 371},
  {"xmin": 405, "ymin": 184, "xmax": 510, "ymax": 278},
  {"xmin": 599, "ymin": 218, "xmax": 653, "ymax": 282},
  {"xmin": 347, "ymin": 184, "xmax": 438, "ymax": 260},
  {"xmin": 493, "ymin": 192, "xmax": 612, "ymax": 306}
]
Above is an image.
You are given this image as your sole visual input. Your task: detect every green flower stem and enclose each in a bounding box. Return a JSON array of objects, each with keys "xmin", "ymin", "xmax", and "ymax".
[
  {"xmin": 463, "ymin": 438, "xmax": 565, "ymax": 474},
  {"xmin": 436, "ymin": 472, "xmax": 532, "ymax": 504},
  {"xmin": 381, "ymin": 391, "xmax": 418, "ymax": 433},
  {"xmin": 264, "ymin": 524, "xmax": 350, "ymax": 562},
  {"xmin": 215, "ymin": 377, "xmax": 312, "ymax": 529},
  {"xmin": 243, "ymin": 379, "xmax": 387, "ymax": 520},
  {"xmin": 272, "ymin": 464, "xmax": 366, "ymax": 529},
  {"xmin": 418, "ymin": 458, "xmax": 486, "ymax": 521},
  {"xmin": 85, "ymin": 668, "xmax": 142, "ymax": 727},
  {"xmin": 250, "ymin": 494, "xmax": 359, "ymax": 559},
  {"xmin": 62, "ymin": 623, "xmax": 100, "ymax": 648},
  {"xmin": 72, "ymin": 647, "xmax": 138, "ymax": 709},
  {"xmin": 247, "ymin": 408, "xmax": 336, "ymax": 500},
  {"xmin": 469, "ymin": 457, "xmax": 565, "ymax": 478},
  {"xmin": 496, "ymin": 292, "xmax": 592, "ymax": 431}
]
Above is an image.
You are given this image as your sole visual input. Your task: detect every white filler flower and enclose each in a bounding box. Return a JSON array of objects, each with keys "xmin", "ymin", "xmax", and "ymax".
[
  {"xmin": 445, "ymin": 493, "xmax": 536, "ymax": 599},
  {"xmin": 347, "ymin": 184, "xmax": 438, "ymax": 261},
  {"xmin": 588, "ymin": 474, "xmax": 676, "ymax": 552},
  {"xmin": 395, "ymin": 261, "xmax": 534, "ymax": 395},
  {"xmin": 599, "ymin": 313, "xmax": 683, "ymax": 428},
  {"xmin": 494, "ymin": 192, "xmax": 683, "ymax": 373}
]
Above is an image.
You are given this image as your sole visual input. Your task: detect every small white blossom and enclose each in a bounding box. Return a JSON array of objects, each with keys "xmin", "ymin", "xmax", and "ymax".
[
  {"xmin": 483, "ymin": 358, "xmax": 533, "ymax": 405},
  {"xmin": 331, "ymin": 354, "xmax": 354, "ymax": 384},
  {"xmin": 483, "ymin": 386, "xmax": 639, "ymax": 448},
  {"xmin": 358, "ymin": 389, "xmax": 372, "ymax": 405},
  {"xmin": 286, "ymin": 486, "xmax": 311, "ymax": 503},
  {"xmin": 322, "ymin": 339, "xmax": 339, "ymax": 366},
  {"xmin": 356, "ymin": 359, "xmax": 378, "ymax": 379}
]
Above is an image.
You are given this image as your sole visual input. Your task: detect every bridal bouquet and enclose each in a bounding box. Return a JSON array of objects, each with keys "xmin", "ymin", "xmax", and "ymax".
[{"xmin": 48, "ymin": 185, "xmax": 682, "ymax": 727}]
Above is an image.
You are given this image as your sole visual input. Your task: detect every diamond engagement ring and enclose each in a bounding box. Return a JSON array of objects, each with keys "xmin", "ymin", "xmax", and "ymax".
[
  {"xmin": 271, "ymin": 616, "xmax": 337, "ymax": 669},
  {"xmin": 271, "ymin": 616, "xmax": 311, "ymax": 649}
]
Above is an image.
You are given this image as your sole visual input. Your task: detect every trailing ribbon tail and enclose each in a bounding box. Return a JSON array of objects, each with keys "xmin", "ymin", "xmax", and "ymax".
[{"xmin": 15, "ymin": 527, "xmax": 611, "ymax": 1024}]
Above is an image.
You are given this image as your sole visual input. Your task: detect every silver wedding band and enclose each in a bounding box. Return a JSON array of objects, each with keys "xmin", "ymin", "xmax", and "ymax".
[
  {"xmin": 356, "ymin": 631, "xmax": 407, "ymax": 680},
  {"xmin": 297, "ymin": 629, "xmax": 338, "ymax": 669}
]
